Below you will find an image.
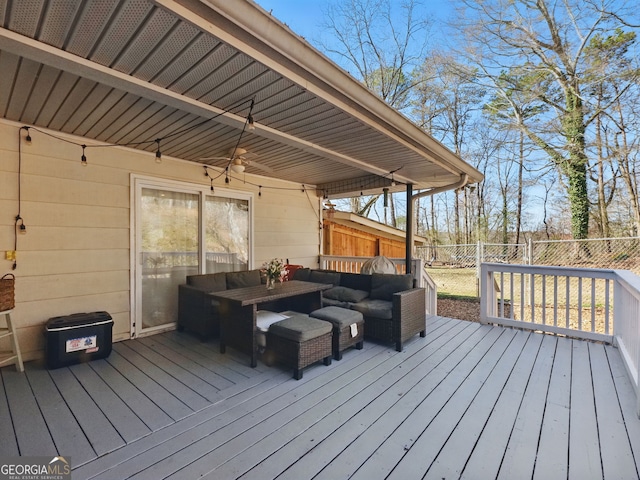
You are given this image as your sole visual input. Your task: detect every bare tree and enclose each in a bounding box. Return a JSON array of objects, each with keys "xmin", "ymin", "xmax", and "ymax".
[
  {"xmin": 458, "ymin": 0, "xmax": 639, "ymax": 240},
  {"xmin": 320, "ymin": 0, "xmax": 431, "ymax": 111},
  {"xmin": 319, "ymin": 0, "xmax": 432, "ymax": 228}
]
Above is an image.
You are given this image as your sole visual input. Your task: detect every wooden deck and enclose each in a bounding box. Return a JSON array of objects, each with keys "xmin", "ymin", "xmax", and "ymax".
[{"xmin": 2, "ymin": 316, "xmax": 640, "ymax": 479}]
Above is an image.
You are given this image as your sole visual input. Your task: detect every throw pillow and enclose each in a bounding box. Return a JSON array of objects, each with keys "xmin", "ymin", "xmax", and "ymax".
[{"xmin": 323, "ymin": 286, "xmax": 369, "ymax": 303}]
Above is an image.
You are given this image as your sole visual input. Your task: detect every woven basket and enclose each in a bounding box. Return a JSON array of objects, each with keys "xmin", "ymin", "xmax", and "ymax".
[{"xmin": 0, "ymin": 274, "xmax": 15, "ymax": 311}]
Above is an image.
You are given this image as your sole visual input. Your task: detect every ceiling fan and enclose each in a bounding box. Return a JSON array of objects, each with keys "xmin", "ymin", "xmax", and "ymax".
[{"xmin": 199, "ymin": 147, "xmax": 273, "ymax": 174}]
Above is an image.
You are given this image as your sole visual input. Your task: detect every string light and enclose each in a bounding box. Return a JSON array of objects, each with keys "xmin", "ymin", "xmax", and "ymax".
[
  {"xmin": 247, "ymin": 114, "xmax": 255, "ymax": 131},
  {"xmin": 81, "ymin": 145, "xmax": 87, "ymax": 166},
  {"xmin": 21, "ymin": 126, "xmax": 32, "ymax": 145},
  {"xmin": 155, "ymin": 139, "xmax": 162, "ymax": 163},
  {"xmin": 15, "ymin": 215, "xmax": 26, "ymax": 235}
]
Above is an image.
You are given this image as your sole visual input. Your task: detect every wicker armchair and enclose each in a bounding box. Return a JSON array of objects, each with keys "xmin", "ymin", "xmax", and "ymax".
[
  {"xmin": 358, "ymin": 287, "xmax": 426, "ymax": 351},
  {"xmin": 301, "ymin": 270, "xmax": 427, "ymax": 352}
]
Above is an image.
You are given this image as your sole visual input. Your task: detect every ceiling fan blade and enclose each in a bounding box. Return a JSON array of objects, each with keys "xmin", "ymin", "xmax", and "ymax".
[
  {"xmin": 198, "ymin": 156, "xmax": 231, "ymax": 161},
  {"xmin": 245, "ymin": 160, "xmax": 274, "ymax": 173}
]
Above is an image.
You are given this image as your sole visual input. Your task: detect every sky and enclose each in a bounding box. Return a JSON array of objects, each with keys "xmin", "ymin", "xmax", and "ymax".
[{"xmin": 253, "ymin": 0, "xmax": 455, "ymax": 58}]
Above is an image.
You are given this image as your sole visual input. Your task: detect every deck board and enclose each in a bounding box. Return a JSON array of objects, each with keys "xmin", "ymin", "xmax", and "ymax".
[
  {"xmin": 460, "ymin": 332, "xmax": 547, "ymax": 480},
  {"xmin": 82, "ymin": 344, "xmax": 382, "ymax": 479},
  {"xmin": 3, "ymin": 318, "xmax": 640, "ymax": 480},
  {"xmin": 183, "ymin": 320, "xmax": 457, "ymax": 480},
  {"xmin": 120, "ymin": 340, "xmax": 222, "ymax": 403},
  {"xmin": 590, "ymin": 343, "xmax": 638, "ymax": 479},
  {"xmin": 385, "ymin": 328, "xmax": 520, "ymax": 479},
  {"xmin": 1, "ymin": 367, "xmax": 57, "ymax": 456},
  {"xmin": 111, "ymin": 342, "xmax": 212, "ymax": 411},
  {"xmin": 607, "ymin": 344, "xmax": 640, "ymax": 475},
  {"xmin": 336, "ymin": 324, "xmax": 502, "ymax": 480},
  {"xmin": 73, "ymin": 370, "xmax": 294, "ymax": 480},
  {"xmin": 237, "ymin": 318, "xmax": 468, "ymax": 480},
  {"xmin": 293, "ymin": 319, "xmax": 482, "ymax": 480},
  {"xmin": 531, "ymin": 336, "xmax": 571, "ymax": 480},
  {"xmin": 0, "ymin": 367, "xmax": 20, "ymax": 456},
  {"xmin": 499, "ymin": 336, "xmax": 567, "ymax": 480},
  {"xmin": 69, "ymin": 362, "xmax": 151, "ymax": 444},
  {"xmin": 48, "ymin": 367, "xmax": 126, "ymax": 456},
  {"xmin": 427, "ymin": 330, "xmax": 543, "ymax": 480},
  {"xmin": 137, "ymin": 336, "xmax": 235, "ymax": 390},
  {"xmin": 88, "ymin": 358, "xmax": 174, "ymax": 432},
  {"xmin": 104, "ymin": 350, "xmax": 194, "ymax": 422},
  {"xmin": 23, "ymin": 365, "xmax": 96, "ymax": 465},
  {"xmin": 569, "ymin": 341, "xmax": 602, "ymax": 480},
  {"xmin": 145, "ymin": 333, "xmax": 248, "ymax": 385}
]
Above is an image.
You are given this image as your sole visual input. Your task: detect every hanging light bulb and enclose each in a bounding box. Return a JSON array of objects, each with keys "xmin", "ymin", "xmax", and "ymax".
[
  {"xmin": 81, "ymin": 145, "xmax": 87, "ymax": 166},
  {"xmin": 22, "ymin": 126, "xmax": 32, "ymax": 145},
  {"xmin": 155, "ymin": 139, "xmax": 162, "ymax": 163},
  {"xmin": 15, "ymin": 215, "xmax": 26, "ymax": 235},
  {"xmin": 247, "ymin": 114, "xmax": 255, "ymax": 131}
]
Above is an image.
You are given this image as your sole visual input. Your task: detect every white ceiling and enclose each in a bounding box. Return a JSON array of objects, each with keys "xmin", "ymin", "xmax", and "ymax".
[{"xmin": 0, "ymin": 0, "xmax": 482, "ymax": 197}]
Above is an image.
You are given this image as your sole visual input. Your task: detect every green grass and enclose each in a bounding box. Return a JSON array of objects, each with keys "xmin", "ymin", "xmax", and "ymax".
[{"xmin": 426, "ymin": 267, "xmax": 479, "ymax": 298}]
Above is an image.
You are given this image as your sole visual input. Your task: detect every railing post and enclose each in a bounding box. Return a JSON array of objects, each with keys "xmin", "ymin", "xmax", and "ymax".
[
  {"xmin": 476, "ymin": 241, "xmax": 483, "ymax": 297},
  {"xmin": 479, "ymin": 263, "xmax": 492, "ymax": 323}
]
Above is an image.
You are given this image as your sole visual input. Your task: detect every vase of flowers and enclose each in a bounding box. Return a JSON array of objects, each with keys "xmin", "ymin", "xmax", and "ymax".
[{"xmin": 262, "ymin": 258, "xmax": 286, "ymax": 290}]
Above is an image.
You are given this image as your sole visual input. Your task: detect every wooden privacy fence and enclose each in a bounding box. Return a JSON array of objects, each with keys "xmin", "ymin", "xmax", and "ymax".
[{"xmin": 323, "ymin": 221, "xmax": 408, "ymax": 258}]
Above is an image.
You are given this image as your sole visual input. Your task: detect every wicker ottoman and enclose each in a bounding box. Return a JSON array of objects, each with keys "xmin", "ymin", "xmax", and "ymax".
[
  {"xmin": 267, "ymin": 315, "xmax": 333, "ymax": 380},
  {"xmin": 310, "ymin": 306, "xmax": 364, "ymax": 360}
]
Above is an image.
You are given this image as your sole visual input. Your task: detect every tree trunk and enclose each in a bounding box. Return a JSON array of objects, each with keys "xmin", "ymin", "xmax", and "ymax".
[
  {"xmin": 515, "ymin": 131, "xmax": 524, "ymax": 245},
  {"xmin": 562, "ymin": 93, "xmax": 590, "ymax": 240}
]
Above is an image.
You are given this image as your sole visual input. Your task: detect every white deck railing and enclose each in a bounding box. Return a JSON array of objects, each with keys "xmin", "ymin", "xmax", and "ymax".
[
  {"xmin": 480, "ymin": 262, "xmax": 640, "ymax": 416},
  {"xmin": 319, "ymin": 255, "xmax": 437, "ymax": 316}
]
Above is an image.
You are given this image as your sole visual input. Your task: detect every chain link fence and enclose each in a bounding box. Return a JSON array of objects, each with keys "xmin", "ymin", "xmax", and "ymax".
[{"xmin": 416, "ymin": 237, "xmax": 640, "ymax": 298}]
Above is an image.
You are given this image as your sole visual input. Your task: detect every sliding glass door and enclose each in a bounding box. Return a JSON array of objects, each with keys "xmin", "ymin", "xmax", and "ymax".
[
  {"xmin": 205, "ymin": 196, "xmax": 249, "ymax": 273},
  {"xmin": 139, "ymin": 187, "xmax": 199, "ymax": 332},
  {"xmin": 134, "ymin": 177, "xmax": 252, "ymax": 337}
]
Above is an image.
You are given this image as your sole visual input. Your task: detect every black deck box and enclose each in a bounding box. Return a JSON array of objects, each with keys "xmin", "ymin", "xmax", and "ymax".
[{"xmin": 45, "ymin": 311, "xmax": 113, "ymax": 369}]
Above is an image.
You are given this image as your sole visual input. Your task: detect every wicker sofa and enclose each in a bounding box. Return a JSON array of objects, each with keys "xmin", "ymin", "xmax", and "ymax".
[
  {"xmin": 177, "ymin": 269, "xmax": 263, "ymax": 340},
  {"xmin": 293, "ymin": 269, "xmax": 426, "ymax": 352}
]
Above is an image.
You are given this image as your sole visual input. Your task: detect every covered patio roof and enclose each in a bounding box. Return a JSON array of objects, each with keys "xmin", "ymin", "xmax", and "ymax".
[{"xmin": 0, "ymin": 0, "xmax": 482, "ymax": 198}]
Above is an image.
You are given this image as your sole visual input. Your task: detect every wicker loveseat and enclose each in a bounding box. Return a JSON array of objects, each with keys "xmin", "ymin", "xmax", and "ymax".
[
  {"xmin": 293, "ymin": 269, "xmax": 426, "ymax": 352},
  {"xmin": 177, "ymin": 269, "xmax": 262, "ymax": 340}
]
